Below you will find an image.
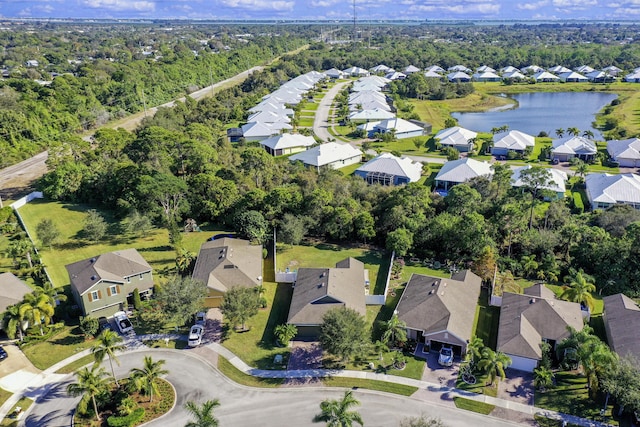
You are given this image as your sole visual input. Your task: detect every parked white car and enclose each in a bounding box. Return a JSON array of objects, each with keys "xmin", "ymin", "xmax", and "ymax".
[
  {"xmin": 195, "ymin": 312, "xmax": 206, "ymax": 326},
  {"xmin": 438, "ymin": 346, "xmax": 454, "ymax": 367},
  {"xmin": 188, "ymin": 324, "xmax": 205, "ymax": 347},
  {"xmin": 114, "ymin": 311, "xmax": 134, "ymax": 335}
]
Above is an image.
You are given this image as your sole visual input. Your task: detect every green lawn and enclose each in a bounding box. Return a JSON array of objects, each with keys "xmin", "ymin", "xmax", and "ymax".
[
  {"xmin": 472, "ymin": 288, "xmax": 500, "ymax": 351},
  {"xmin": 0, "ymin": 388, "xmax": 12, "ymax": 411},
  {"xmin": 301, "ymin": 102, "xmax": 319, "ymax": 111},
  {"xmin": 221, "ymin": 281, "xmax": 293, "ymax": 370},
  {"xmin": 55, "ymin": 354, "xmax": 94, "ymax": 374},
  {"xmin": 453, "ymin": 397, "xmax": 495, "ymax": 415},
  {"xmin": 535, "ymin": 371, "xmax": 618, "ymax": 423},
  {"xmin": 217, "ymin": 356, "xmax": 284, "ymax": 388},
  {"xmin": 17, "ymin": 200, "xmax": 220, "ymax": 288},
  {"xmin": 1, "ymin": 396, "xmax": 33, "ymax": 427},
  {"xmin": 298, "ymin": 118, "xmax": 314, "ymax": 127},
  {"xmin": 322, "ymin": 376, "xmax": 418, "ymax": 396},
  {"xmin": 21, "ymin": 325, "xmax": 95, "ymax": 370},
  {"xmin": 338, "ymin": 162, "xmax": 363, "ymax": 176}
]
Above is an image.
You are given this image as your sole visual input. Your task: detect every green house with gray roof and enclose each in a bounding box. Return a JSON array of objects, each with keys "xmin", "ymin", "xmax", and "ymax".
[{"xmin": 66, "ymin": 249, "xmax": 153, "ymax": 317}]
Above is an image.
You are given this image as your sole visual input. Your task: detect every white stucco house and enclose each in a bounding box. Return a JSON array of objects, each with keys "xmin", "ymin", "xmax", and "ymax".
[
  {"xmin": 289, "ymin": 142, "xmax": 362, "ymax": 171},
  {"xmin": 585, "ymin": 173, "xmax": 640, "ymax": 210},
  {"xmin": 607, "ymin": 138, "xmax": 640, "ymax": 167}
]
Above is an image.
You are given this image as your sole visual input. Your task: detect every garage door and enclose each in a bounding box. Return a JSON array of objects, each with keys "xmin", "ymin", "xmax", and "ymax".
[{"xmin": 509, "ymin": 355, "xmax": 538, "ymax": 372}]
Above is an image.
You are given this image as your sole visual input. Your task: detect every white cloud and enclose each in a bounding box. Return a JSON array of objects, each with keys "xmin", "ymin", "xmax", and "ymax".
[
  {"xmin": 82, "ymin": 0, "xmax": 155, "ymax": 12},
  {"xmin": 517, "ymin": 1, "xmax": 549, "ymax": 10},
  {"xmin": 552, "ymin": 0, "xmax": 597, "ymax": 5},
  {"xmin": 414, "ymin": 2, "xmax": 500, "ymax": 14},
  {"xmin": 219, "ymin": 0, "xmax": 294, "ymax": 11}
]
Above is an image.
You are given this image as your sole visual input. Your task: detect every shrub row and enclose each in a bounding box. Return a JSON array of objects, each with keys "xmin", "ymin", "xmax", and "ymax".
[{"xmin": 107, "ymin": 408, "xmax": 145, "ymax": 427}]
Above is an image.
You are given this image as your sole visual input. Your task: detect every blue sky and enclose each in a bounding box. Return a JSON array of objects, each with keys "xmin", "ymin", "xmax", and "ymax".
[{"xmin": 1, "ymin": 0, "xmax": 639, "ymax": 20}]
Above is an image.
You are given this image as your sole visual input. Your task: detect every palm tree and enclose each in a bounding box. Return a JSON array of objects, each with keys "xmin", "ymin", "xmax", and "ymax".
[
  {"xmin": 567, "ymin": 127, "xmax": 580, "ymax": 137},
  {"xmin": 34, "ymin": 281, "xmax": 67, "ymax": 307},
  {"xmin": 66, "ymin": 364, "xmax": 111, "ymax": 421},
  {"xmin": 579, "ymin": 339, "xmax": 617, "ymax": 398},
  {"xmin": 175, "ymin": 247, "xmax": 196, "ymax": 275},
  {"xmin": 520, "ymin": 254, "xmax": 539, "ymax": 278},
  {"xmin": 560, "ymin": 270, "xmax": 596, "ymax": 312},
  {"xmin": 381, "ymin": 313, "xmax": 407, "ymax": 348},
  {"xmin": 466, "ymin": 336, "xmax": 485, "ymax": 366},
  {"xmin": 5, "ymin": 238, "xmax": 34, "ymax": 268},
  {"xmin": 313, "ymin": 390, "xmax": 364, "ymax": 427},
  {"xmin": 555, "ymin": 128, "xmax": 565, "ymax": 138},
  {"xmin": 477, "ymin": 348, "xmax": 512, "ymax": 386},
  {"xmin": 2, "ymin": 303, "xmax": 29, "ymax": 341},
  {"xmin": 21, "ymin": 292, "xmax": 54, "ymax": 335},
  {"xmin": 373, "ymin": 340, "xmax": 388, "ymax": 361},
  {"xmin": 575, "ymin": 160, "xmax": 589, "ymax": 180},
  {"xmin": 274, "ymin": 323, "xmax": 297, "ymax": 346},
  {"xmin": 185, "ymin": 399, "xmax": 220, "ymax": 427},
  {"xmin": 533, "ymin": 366, "xmax": 554, "ymax": 391},
  {"xmin": 582, "ymin": 130, "xmax": 595, "ymax": 139},
  {"xmin": 130, "ymin": 356, "xmax": 169, "ymax": 402},
  {"xmin": 91, "ymin": 329, "xmax": 126, "ymax": 387}
]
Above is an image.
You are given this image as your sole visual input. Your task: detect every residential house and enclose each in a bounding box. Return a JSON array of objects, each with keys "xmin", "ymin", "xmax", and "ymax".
[
  {"xmin": 434, "ymin": 158, "xmax": 494, "ymax": 192},
  {"xmin": 551, "ymin": 136, "xmax": 597, "ymax": 162},
  {"xmin": 370, "ymin": 64, "xmax": 392, "ymax": 74},
  {"xmin": 385, "ymin": 71, "xmax": 407, "ymax": 81},
  {"xmin": 349, "ymin": 109, "xmax": 396, "ymax": 122},
  {"xmin": 396, "ymin": 270, "xmax": 482, "ymax": 356},
  {"xmin": 372, "ymin": 118, "xmax": 424, "ymax": 140},
  {"xmin": 586, "ymin": 70, "xmax": 615, "ymax": 83},
  {"xmin": 354, "ymin": 153, "xmax": 422, "ymax": 186},
  {"xmin": 522, "ymin": 65, "xmax": 544, "ymax": 74},
  {"xmin": 497, "ymin": 284, "xmax": 584, "ymax": 372},
  {"xmin": 343, "ymin": 66, "xmax": 369, "ymax": 77},
  {"xmin": 404, "ymin": 65, "xmax": 421, "ymax": 74},
  {"xmin": 66, "ymin": 249, "xmax": 153, "ymax": 317},
  {"xmin": 191, "ymin": 238, "xmax": 263, "ymax": 308},
  {"xmin": 434, "ymin": 126, "xmax": 478, "ymax": 152},
  {"xmin": 603, "ymin": 65, "xmax": 622, "ymax": 76},
  {"xmin": 423, "ymin": 70, "xmax": 444, "ymax": 79},
  {"xmin": 241, "ymin": 122, "xmax": 283, "ymax": 142},
  {"xmin": 289, "ymin": 142, "xmax": 362, "ymax": 171},
  {"xmin": 502, "ymin": 71, "xmax": 527, "ymax": 81},
  {"xmin": 624, "ymin": 71, "xmax": 640, "ymax": 83},
  {"xmin": 511, "ymin": 165, "xmax": 568, "ymax": 199},
  {"xmin": 259, "ymin": 134, "xmax": 316, "ymax": 156},
  {"xmin": 558, "ymin": 71, "xmax": 588, "ymax": 83},
  {"xmin": 448, "ymin": 65, "xmax": 471, "ymax": 73},
  {"xmin": 500, "ymin": 66, "xmax": 520, "ymax": 74},
  {"xmin": 426, "ymin": 65, "xmax": 445, "ymax": 73},
  {"xmin": 603, "ymin": 293, "xmax": 640, "ymax": 360},
  {"xmin": 287, "ymin": 258, "xmax": 367, "ymax": 337},
  {"xmin": 351, "ymin": 82, "xmax": 383, "ymax": 93},
  {"xmin": 477, "ymin": 65, "xmax": 496, "ymax": 73},
  {"xmin": 248, "ymin": 102, "xmax": 294, "ymax": 116},
  {"xmin": 492, "ymin": 130, "xmax": 535, "ymax": 157},
  {"xmin": 575, "ymin": 65, "xmax": 595, "ymax": 74},
  {"xmin": 549, "ymin": 65, "xmax": 572, "ymax": 74},
  {"xmin": 446, "ymin": 71, "xmax": 471, "ymax": 82},
  {"xmin": 472, "ymin": 71, "xmax": 501, "ymax": 82},
  {"xmin": 247, "ymin": 110, "xmax": 291, "ymax": 124},
  {"xmin": 26, "ymin": 60, "xmax": 39, "ymax": 67},
  {"xmin": 349, "ymin": 99, "xmax": 391, "ymax": 113},
  {"xmin": 585, "ymin": 173, "xmax": 640, "ymax": 210},
  {"xmin": 533, "ymin": 71, "xmax": 560, "ymax": 82},
  {"xmin": 607, "ymin": 138, "xmax": 640, "ymax": 167},
  {"xmin": 0, "ymin": 272, "xmax": 32, "ymax": 315}
]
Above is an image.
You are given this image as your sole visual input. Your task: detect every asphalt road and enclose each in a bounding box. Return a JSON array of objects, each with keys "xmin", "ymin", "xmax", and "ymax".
[
  {"xmin": 23, "ymin": 349, "xmax": 521, "ymax": 427},
  {"xmin": 313, "ymin": 80, "xmax": 351, "ymax": 143}
]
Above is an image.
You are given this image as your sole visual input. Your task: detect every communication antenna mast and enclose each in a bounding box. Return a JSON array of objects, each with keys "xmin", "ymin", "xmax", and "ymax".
[{"xmin": 353, "ymin": 0, "xmax": 357, "ymax": 44}]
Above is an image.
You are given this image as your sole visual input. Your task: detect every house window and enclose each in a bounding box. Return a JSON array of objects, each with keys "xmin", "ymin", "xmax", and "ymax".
[
  {"xmin": 139, "ymin": 273, "xmax": 144, "ymax": 280},
  {"xmin": 91, "ymin": 291, "xmax": 100, "ymax": 301},
  {"xmin": 110, "ymin": 285, "xmax": 118, "ymax": 295}
]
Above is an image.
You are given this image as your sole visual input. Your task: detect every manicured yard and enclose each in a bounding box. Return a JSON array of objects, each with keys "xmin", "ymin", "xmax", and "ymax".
[
  {"xmin": 1, "ymin": 396, "xmax": 33, "ymax": 427},
  {"xmin": 453, "ymin": 397, "xmax": 495, "ymax": 415},
  {"xmin": 217, "ymin": 356, "xmax": 284, "ymax": 388},
  {"xmin": 535, "ymin": 371, "xmax": 617, "ymax": 424},
  {"xmin": 322, "ymin": 376, "xmax": 418, "ymax": 396},
  {"xmin": 221, "ymin": 281, "xmax": 293, "ymax": 370},
  {"xmin": 298, "ymin": 117, "xmax": 314, "ymax": 127},
  {"xmin": 0, "ymin": 388, "xmax": 12, "ymax": 410},
  {"xmin": 472, "ymin": 288, "xmax": 500, "ymax": 351},
  {"xmin": 338, "ymin": 162, "xmax": 363, "ymax": 176},
  {"xmin": 17, "ymin": 200, "xmax": 220, "ymax": 288},
  {"xmin": 21, "ymin": 325, "xmax": 95, "ymax": 370},
  {"xmin": 55, "ymin": 354, "xmax": 95, "ymax": 374}
]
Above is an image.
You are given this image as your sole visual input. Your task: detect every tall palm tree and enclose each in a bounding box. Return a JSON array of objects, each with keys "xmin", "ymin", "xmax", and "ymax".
[
  {"xmin": 579, "ymin": 339, "xmax": 617, "ymax": 398},
  {"xmin": 2, "ymin": 303, "xmax": 29, "ymax": 341},
  {"xmin": 381, "ymin": 314, "xmax": 407, "ymax": 348},
  {"xmin": 21, "ymin": 292, "xmax": 54, "ymax": 335},
  {"xmin": 560, "ymin": 270, "xmax": 596, "ymax": 312},
  {"xmin": 582, "ymin": 130, "xmax": 595, "ymax": 139},
  {"xmin": 130, "ymin": 356, "xmax": 169, "ymax": 402},
  {"xmin": 184, "ymin": 399, "xmax": 221, "ymax": 427},
  {"xmin": 555, "ymin": 128, "xmax": 565, "ymax": 138},
  {"xmin": 466, "ymin": 336, "xmax": 485, "ymax": 366},
  {"xmin": 175, "ymin": 247, "xmax": 196, "ymax": 275},
  {"xmin": 567, "ymin": 127, "xmax": 580, "ymax": 136},
  {"xmin": 478, "ymin": 348, "xmax": 512, "ymax": 386},
  {"xmin": 520, "ymin": 254, "xmax": 539, "ymax": 278},
  {"xmin": 373, "ymin": 340, "xmax": 388, "ymax": 361},
  {"xmin": 313, "ymin": 390, "xmax": 364, "ymax": 427},
  {"xmin": 91, "ymin": 329, "xmax": 126, "ymax": 387},
  {"xmin": 34, "ymin": 281, "xmax": 67, "ymax": 307},
  {"xmin": 66, "ymin": 364, "xmax": 111, "ymax": 421}
]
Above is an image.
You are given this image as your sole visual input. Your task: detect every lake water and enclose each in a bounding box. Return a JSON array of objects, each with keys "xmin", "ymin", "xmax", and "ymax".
[{"xmin": 451, "ymin": 92, "xmax": 617, "ymax": 139}]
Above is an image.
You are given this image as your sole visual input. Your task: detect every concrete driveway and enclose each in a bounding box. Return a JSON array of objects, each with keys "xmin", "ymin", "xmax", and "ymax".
[
  {"xmin": 418, "ymin": 350, "xmax": 460, "ymax": 389},
  {"xmin": 284, "ymin": 341, "xmax": 323, "ymax": 386},
  {"xmin": 0, "ymin": 343, "xmax": 41, "ymax": 394},
  {"xmin": 497, "ymin": 368, "xmax": 534, "ymax": 406}
]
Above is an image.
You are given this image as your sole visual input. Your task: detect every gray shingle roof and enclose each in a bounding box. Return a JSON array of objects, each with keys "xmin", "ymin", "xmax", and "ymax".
[
  {"xmin": 497, "ymin": 286, "xmax": 584, "ymax": 360},
  {"xmin": 287, "ymin": 257, "xmax": 366, "ymax": 326},
  {"xmin": 603, "ymin": 293, "xmax": 640, "ymax": 359},
  {"xmin": 0, "ymin": 272, "xmax": 32, "ymax": 313},
  {"xmin": 191, "ymin": 238, "xmax": 263, "ymax": 293},
  {"xmin": 66, "ymin": 249, "xmax": 152, "ymax": 296},
  {"xmin": 396, "ymin": 270, "xmax": 481, "ymax": 343}
]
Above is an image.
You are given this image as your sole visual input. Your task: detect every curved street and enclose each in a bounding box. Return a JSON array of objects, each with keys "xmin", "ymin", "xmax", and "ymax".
[{"xmin": 23, "ymin": 348, "xmax": 520, "ymax": 427}]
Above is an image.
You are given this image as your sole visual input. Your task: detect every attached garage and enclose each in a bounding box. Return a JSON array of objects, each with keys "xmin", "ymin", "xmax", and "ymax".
[{"xmin": 508, "ymin": 355, "xmax": 539, "ymax": 373}]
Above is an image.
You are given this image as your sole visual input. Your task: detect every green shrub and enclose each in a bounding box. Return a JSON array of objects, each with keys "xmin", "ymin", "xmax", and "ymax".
[
  {"xmin": 79, "ymin": 316, "xmax": 99, "ymax": 337},
  {"xmin": 133, "ymin": 288, "xmax": 142, "ymax": 311},
  {"xmin": 0, "ymin": 206, "xmax": 14, "ymax": 223},
  {"xmin": 572, "ymin": 192, "xmax": 584, "ymax": 214},
  {"xmin": 107, "ymin": 407, "xmax": 145, "ymax": 427}
]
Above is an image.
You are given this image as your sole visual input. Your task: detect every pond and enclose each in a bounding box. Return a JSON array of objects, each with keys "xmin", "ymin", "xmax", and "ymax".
[{"xmin": 451, "ymin": 92, "xmax": 617, "ymax": 139}]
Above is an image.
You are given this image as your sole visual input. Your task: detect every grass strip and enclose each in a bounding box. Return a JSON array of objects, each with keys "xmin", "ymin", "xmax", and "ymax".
[
  {"xmin": 453, "ymin": 397, "xmax": 495, "ymax": 415},
  {"xmin": 322, "ymin": 377, "xmax": 418, "ymax": 396},
  {"xmin": 217, "ymin": 356, "xmax": 284, "ymax": 388},
  {"xmin": 55, "ymin": 354, "xmax": 95, "ymax": 374}
]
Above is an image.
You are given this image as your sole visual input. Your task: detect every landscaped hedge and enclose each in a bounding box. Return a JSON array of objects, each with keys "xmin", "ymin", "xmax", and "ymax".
[
  {"xmin": 572, "ymin": 192, "xmax": 584, "ymax": 213},
  {"xmin": 107, "ymin": 408, "xmax": 145, "ymax": 427}
]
